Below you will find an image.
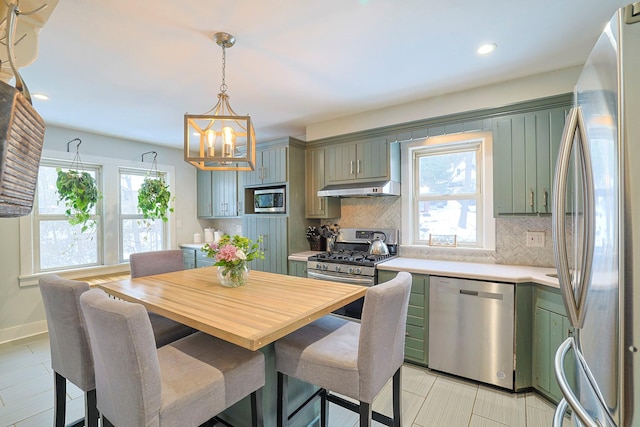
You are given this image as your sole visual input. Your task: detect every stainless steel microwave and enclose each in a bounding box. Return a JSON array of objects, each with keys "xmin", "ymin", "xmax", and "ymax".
[{"xmin": 253, "ymin": 187, "xmax": 285, "ymax": 213}]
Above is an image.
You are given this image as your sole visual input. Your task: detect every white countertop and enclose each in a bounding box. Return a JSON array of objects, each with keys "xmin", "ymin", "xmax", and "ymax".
[
  {"xmin": 288, "ymin": 251, "xmax": 559, "ymax": 289},
  {"xmin": 180, "ymin": 243, "xmax": 208, "ymax": 250},
  {"xmin": 287, "ymin": 251, "xmax": 323, "ymax": 262},
  {"xmin": 378, "ymin": 257, "xmax": 559, "ymax": 289}
]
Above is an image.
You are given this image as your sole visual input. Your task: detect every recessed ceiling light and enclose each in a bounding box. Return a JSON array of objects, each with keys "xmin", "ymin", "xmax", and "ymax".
[
  {"xmin": 477, "ymin": 43, "xmax": 496, "ymax": 55},
  {"xmin": 32, "ymin": 93, "xmax": 49, "ymax": 100}
]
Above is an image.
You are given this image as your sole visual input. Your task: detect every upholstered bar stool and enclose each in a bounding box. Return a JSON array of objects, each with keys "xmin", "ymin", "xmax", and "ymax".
[
  {"xmin": 275, "ymin": 271, "xmax": 412, "ymax": 427},
  {"xmin": 80, "ymin": 288, "xmax": 265, "ymax": 427},
  {"xmin": 38, "ymin": 275, "xmax": 98, "ymax": 427},
  {"xmin": 129, "ymin": 249, "xmax": 197, "ymax": 347}
]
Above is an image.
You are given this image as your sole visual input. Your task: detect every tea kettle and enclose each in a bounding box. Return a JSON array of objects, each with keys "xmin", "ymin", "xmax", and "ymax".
[{"xmin": 368, "ymin": 231, "xmax": 389, "ymax": 255}]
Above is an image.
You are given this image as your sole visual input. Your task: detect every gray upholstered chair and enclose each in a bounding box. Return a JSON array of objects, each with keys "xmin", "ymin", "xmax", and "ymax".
[
  {"xmin": 275, "ymin": 271, "xmax": 412, "ymax": 427},
  {"xmin": 129, "ymin": 249, "xmax": 197, "ymax": 347},
  {"xmin": 38, "ymin": 274, "xmax": 98, "ymax": 427},
  {"xmin": 79, "ymin": 288, "xmax": 265, "ymax": 427}
]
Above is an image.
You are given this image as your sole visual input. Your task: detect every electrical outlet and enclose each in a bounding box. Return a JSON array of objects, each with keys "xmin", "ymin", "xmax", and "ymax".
[
  {"xmin": 526, "ymin": 231, "xmax": 545, "ymax": 247},
  {"xmin": 236, "ymin": 225, "xmax": 243, "ymax": 234}
]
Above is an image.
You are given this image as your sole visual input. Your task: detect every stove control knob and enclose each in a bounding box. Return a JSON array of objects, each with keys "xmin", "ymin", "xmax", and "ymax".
[
  {"xmin": 347, "ymin": 267, "xmax": 354, "ymax": 274},
  {"xmin": 334, "ymin": 265, "xmax": 341, "ymax": 272},
  {"xmin": 315, "ymin": 263, "xmax": 322, "ymax": 270},
  {"xmin": 322, "ymin": 264, "xmax": 328, "ymax": 271},
  {"xmin": 355, "ymin": 268, "xmax": 362, "ymax": 275}
]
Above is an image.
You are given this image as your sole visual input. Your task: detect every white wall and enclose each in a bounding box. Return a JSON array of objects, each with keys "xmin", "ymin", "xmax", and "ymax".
[
  {"xmin": 0, "ymin": 125, "xmax": 200, "ymax": 343},
  {"xmin": 306, "ymin": 66, "xmax": 581, "ymax": 140}
]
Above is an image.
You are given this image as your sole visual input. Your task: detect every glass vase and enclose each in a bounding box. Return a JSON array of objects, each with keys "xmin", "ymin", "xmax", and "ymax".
[{"xmin": 217, "ymin": 263, "xmax": 250, "ymax": 287}]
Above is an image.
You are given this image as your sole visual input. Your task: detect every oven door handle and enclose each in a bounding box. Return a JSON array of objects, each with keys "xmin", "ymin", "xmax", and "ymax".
[{"xmin": 307, "ymin": 270, "xmax": 374, "ymax": 286}]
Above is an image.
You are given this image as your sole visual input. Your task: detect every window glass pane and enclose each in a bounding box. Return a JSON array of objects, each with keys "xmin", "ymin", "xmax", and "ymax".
[
  {"xmin": 38, "ymin": 165, "xmax": 97, "ymax": 215},
  {"xmin": 418, "ymin": 150, "xmax": 477, "ymax": 196},
  {"xmin": 122, "ymin": 219, "xmax": 164, "ymax": 259},
  {"xmin": 418, "ymin": 199, "xmax": 477, "ymax": 244},
  {"xmin": 120, "ymin": 173, "xmax": 146, "ymax": 215},
  {"xmin": 39, "ymin": 220, "xmax": 98, "ymax": 269}
]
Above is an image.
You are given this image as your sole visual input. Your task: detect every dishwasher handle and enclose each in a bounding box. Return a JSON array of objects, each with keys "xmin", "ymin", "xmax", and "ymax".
[{"xmin": 460, "ymin": 289, "xmax": 479, "ymax": 296}]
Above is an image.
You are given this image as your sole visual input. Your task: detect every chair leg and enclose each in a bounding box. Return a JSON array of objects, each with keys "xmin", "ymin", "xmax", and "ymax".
[
  {"xmin": 320, "ymin": 389, "xmax": 328, "ymax": 427},
  {"xmin": 277, "ymin": 372, "xmax": 288, "ymax": 427},
  {"xmin": 85, "ymin": 389, "xmax": 99, "ymax": 427},
  {"xmin": 251, "ymin": 387, "xmax": 264, "ymax": 427},
  {"xmin": 392, "ymin": 367, "xmax": 402, "ymax": 427},
  {"xmin": 359, "ymin": 401, "xmax": 372, "ymax": 427},
  {"xmin": 54, "ymin": 372, "xmax": 66, "ymax": 427}
]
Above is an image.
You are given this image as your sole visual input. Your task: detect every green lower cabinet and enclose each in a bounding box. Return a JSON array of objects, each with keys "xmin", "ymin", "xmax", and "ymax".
[
  {"xmin": 288, "ymin": 260, "xmax": 307, "ymax": 277},
  {"xmin": 532, "ymin": 286, "xmax": 575, "ymax": 403},
  {"xmin": 181, "ymin": 248, "xmax": 217, "ymax": 269},
  {"xmin": 182, "ymin": 248, "xmax": 196, "ymax": 269},
  {"xmin": 378, "ymin": 270, "xmax": 429, "ymax": 366}
]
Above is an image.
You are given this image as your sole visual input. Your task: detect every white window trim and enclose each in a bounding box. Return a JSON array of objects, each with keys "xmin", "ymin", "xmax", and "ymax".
[
  {"xmin": 401, "ymin": 131, "xmax": 495, "ymax": 251},
  {"xmin": 18, "ymin": 149, "xmax": 176, "ymax": 287}
]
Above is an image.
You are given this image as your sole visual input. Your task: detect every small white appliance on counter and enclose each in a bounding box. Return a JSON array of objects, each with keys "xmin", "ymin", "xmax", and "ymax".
[{"xmin": 552, "ymin": 4, "xmax": 640, "ymax": 426}]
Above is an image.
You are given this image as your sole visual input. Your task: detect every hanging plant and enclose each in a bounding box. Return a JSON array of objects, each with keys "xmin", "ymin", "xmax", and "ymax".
[
  {"xmin": 138, "ymin": 176, "xmax": 174, "ymax": 222},
  {"xmin": 56, "ymin": 168, "xmax": 99, "ymax": 232},
  {"xmin": 55, "ymin": 138, "xmax": 100, "ymax": 233}
]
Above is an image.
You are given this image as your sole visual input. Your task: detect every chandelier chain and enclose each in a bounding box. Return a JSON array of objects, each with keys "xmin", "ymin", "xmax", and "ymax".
[{"xmin": 220, "ymin": 44, "xmax": 227, "ymax": 94}]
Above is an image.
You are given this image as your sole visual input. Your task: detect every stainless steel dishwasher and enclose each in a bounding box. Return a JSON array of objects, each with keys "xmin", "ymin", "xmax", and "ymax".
[{"xmin": 428, "ymin": 276, "xmax": 515, "ymax": 389}]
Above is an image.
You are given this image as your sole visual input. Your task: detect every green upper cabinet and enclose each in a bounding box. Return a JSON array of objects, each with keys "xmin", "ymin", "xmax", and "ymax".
[
  {"xmin": 326, "ymin": 137, "xmax": 392, "ymax": 183},
  {"xmin": 243, "ymin": 145, "xmax": 288, "ymax": 187},
  {"xmin": 212, "ymin": 171, "xmax": 238, "ymax": 217},
  {"xmin": 305, "ymin": 147, "xmax": 340, "ymax": 219},
  {"xmin": 197, "ymin": 170, "xmax": 214, "ymax": 218},
  {"xmin": 197, "ymin": 170, "xmax": 239, "ymax": 218},
  {"xmin": 493, "ymin": 106, "xmax": 569, "ymax": 216}
]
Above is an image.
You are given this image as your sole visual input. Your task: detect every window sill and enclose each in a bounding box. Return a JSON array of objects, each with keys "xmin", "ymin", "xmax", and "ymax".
[{"xmin": 19, "ymin": 263, "xmax": 130, "ymax": 288}]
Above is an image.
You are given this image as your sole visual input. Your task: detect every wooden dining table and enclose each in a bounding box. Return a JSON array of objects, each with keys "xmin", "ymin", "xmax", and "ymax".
[
  {"xmin": 98, "ymin": 266, "xmax": 368, "ymax": 427},
  {"xmin": 98, "ymin": 266, "xmax": 367, "ymax": 350}
]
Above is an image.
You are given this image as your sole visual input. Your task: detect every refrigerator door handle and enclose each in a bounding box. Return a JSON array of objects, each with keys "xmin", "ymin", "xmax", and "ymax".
[
  {"xmin": 554, "ymin": 337, "xmax": 600, "ymax": 427},
  {"xmin": 552, "ymin": 106, "xmax": 595, "ymax": 328}
]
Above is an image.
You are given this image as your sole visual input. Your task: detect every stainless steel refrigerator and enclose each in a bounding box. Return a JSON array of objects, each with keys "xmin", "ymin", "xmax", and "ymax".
[{"xmin": 552, "ymin": 4, "xmax": 640, "ymax": 426}]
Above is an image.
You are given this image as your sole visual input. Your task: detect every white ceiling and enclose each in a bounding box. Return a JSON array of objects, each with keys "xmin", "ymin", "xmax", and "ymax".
[{"xmin": 19, "ymin": 0, "xmax": 630, "ymax": 148}]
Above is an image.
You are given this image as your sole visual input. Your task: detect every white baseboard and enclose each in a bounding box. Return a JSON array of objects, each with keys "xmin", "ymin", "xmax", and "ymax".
[{"xmin": 0, "ymin": 320, "xmax": 48, "ymax": 345}]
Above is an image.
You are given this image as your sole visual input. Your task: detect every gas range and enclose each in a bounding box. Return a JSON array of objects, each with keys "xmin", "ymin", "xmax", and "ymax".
[
  {"xmin": 307, "ymin": 228, "xmax": 398, "ymax": 279},
  {"xmin": 306, "ymin": 228, "xmax": 398, "ymax": 320}
]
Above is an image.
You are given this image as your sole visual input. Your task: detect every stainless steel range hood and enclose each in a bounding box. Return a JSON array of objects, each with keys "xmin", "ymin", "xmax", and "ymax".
[{"xmin": 317, "ymin": 180, "xmax": 400, "ymax": 197}]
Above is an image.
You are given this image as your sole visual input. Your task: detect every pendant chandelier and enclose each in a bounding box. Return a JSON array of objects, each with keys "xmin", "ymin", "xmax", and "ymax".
[{"xmin": 184, "ymin": 32, "xmax": 256, "ymax": 171}]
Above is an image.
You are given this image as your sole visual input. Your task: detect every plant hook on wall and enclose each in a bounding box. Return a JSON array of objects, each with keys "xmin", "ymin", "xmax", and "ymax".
[
  {"xmin": 137, "ymin": 151, "xmax": 174, "ymax": 224},
  {"xmin": 55, "ymin": 138, "xmax": 100, "ymax": 233}
]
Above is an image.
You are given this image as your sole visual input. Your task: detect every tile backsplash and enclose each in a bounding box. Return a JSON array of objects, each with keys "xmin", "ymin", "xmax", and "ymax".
[{"xmin": 325, "ymin": 197, "xmax": 555, "ymax": 267}]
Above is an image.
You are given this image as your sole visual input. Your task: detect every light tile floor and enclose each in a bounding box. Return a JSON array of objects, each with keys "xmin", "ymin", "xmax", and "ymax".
[{"xmin": 0, "ymin": 334, "xmax": 572, "ymax": 427}]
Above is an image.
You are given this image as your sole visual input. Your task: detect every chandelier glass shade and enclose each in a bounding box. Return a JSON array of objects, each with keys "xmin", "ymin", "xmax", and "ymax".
[{"xmin": 184, "ymin": 32, "xmax": 256, "ymax": 171}]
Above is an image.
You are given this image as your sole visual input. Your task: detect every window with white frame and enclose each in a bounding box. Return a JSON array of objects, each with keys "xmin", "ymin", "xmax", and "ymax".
[
  {"xmin": 34, "ymin": 161, "xmax": 102, "ymax": 271},
  {"xmin": 119, "ymin": 169, "xmax": 167, "ymax": 262},
  {"xmin": 402, "ymin": 131, "xmax": 495, "ymax": 250}
]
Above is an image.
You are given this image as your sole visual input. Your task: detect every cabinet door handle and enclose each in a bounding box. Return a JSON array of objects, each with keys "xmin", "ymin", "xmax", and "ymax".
[
  {"xmin": 543, "ymin": 188, "xmax": 548, "ymax": 209},
  {"xmin": 237, "ymin": 202, "xmax": 242, "ymax": 214},
  {"xmin": 350, "ymin": 160, "xmax": 354, "ymax": 175},
  {"xmin": 357, "ymin": 159, "xmax": 361, "ymax": 174},
  {"xmin": 529, "ymin": 189, "xmax": 535, "ymax": 209},
  {"xmin": 261, "ymin": 234, "xmax": 268, "ymax": 251},
  {"xmin": 319, "ymin": 198, "xmax": 323, "ymax": 211}
]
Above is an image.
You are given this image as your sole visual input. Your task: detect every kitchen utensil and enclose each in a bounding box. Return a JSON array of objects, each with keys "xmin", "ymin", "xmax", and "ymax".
[
  {"xmin": 0, "ymin": 4, "xmax": 45, "ymax": 217},
  {"xmin": 368, "ymin": 231, "xmax": 389, "ymax": 255}
]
